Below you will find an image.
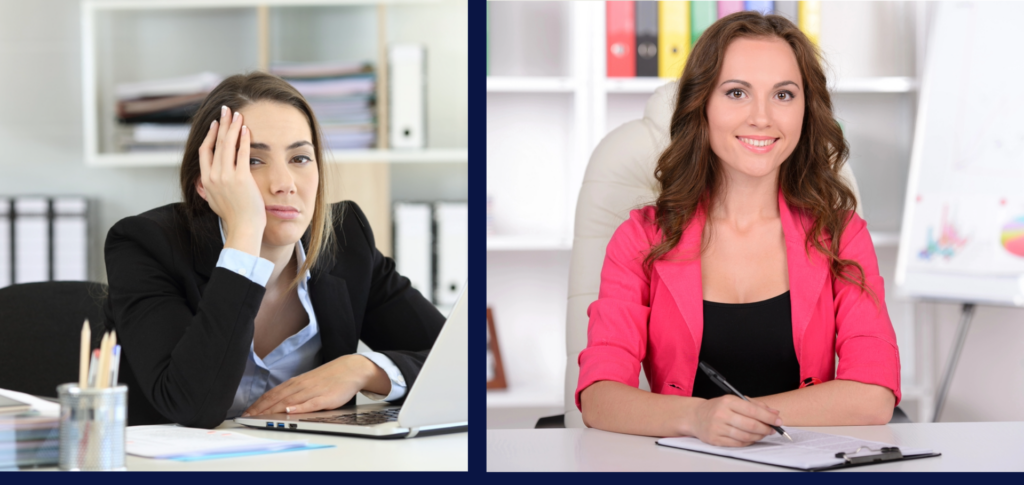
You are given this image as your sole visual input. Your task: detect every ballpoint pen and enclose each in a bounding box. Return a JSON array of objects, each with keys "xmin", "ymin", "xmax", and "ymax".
[
  {"xmin": 110, "ymin": 345, "xmax": 121, "ymax": 386},
  {"xmin": 698, "ymin": 360, "xmax": 793, "ymax": 442}
]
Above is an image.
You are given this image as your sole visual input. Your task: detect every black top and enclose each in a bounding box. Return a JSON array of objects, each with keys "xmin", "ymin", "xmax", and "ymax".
[
  {"xmin": 691, "ymin": 291, "xmax": 801, "ymax": 399},
  {"xmin": 103, "ymin": 201, "xmax": 444, "ymax": 428}
]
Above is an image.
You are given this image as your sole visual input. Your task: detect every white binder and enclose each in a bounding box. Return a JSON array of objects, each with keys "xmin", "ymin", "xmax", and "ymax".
[
  {"xmin": 13, "ymin": 197, "xmax": 49, "ymax": 284},
  {"xmin": 389, "ymin": 44, "xmax": 426, "ymax": 149},
  {"xmin": 53, "ymin": 197, "xmax": 88, "ymax": 281},
  {"xmin": 434, "ymin": 202, "xmax": 467, "ymax": 306},
  {"xmin": 394, "ymin": 202, "xmax": 434, "ymax": 302},
  {"xmin": 0, "ymin": 198, "xmax": 10, "ymax": 288}
]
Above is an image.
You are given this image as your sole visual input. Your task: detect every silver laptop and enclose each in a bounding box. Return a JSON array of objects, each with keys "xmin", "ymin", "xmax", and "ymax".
[{"xmin": 235, "ymin": 284, "xmax": 468, "ymax": 438}]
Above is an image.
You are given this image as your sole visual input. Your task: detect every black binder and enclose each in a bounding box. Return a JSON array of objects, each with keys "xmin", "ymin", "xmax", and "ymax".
[{"xmin": 635, "ymin": 1, "xmax": 658, "ymax": 77}]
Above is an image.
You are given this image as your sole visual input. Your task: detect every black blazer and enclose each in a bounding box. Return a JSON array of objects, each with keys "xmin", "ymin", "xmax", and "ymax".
[{"xmin": 103, "ymin": 201, "xmax": 444, "ymax": 428}]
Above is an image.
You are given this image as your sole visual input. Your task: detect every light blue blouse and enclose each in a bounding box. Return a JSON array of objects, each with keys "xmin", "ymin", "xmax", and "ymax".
[{"xmin": 214, "ymin": 219, "xmax": 406, "ymax": 419}]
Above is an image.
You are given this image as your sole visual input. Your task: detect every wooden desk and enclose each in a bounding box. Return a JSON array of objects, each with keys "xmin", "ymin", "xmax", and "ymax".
[{"xmin": 487, "ymin": 422, "xmax": 1024, "ymax": 472}]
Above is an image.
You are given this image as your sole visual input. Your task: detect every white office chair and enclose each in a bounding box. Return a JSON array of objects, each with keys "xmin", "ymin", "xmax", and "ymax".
[{"xmin": 562, "ymin": 80, "xmax": 865, "ymax": 428}]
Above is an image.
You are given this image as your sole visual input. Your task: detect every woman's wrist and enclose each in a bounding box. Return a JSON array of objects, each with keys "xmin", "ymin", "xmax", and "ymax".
[
  {"xmin": 224, "ymin": 232, "xmax": 262, "ymax": 258},
  {"xmin": 345, "ymin": 354, "xmax": 391, "ymax": 396},
  {"xmin": 673, "ymin": 396, "xmax": 703, "ymax": 437}
]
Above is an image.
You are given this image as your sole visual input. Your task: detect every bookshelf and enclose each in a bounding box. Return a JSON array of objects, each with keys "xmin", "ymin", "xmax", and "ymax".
[
  {"xmin": 86, "ymin": 148, "xmax": 469, "ymax": 168},
  {"xmin": 486, "ymin": 76, "xmax": 578, "ymax": 93},
  {"xmin": 81, "ymin": 0, "xmax": 467, "ymax": 257},
  {"xmin": 81, "ymin": 0, "xmax": 467, "ymax": 165},
  {"xmin": 487, "ymin": 1, "xmax": 933, "ymax": 421},
  {"xmin": 600, "ymin": 75, "xmax": 916, "ymax": 94}
]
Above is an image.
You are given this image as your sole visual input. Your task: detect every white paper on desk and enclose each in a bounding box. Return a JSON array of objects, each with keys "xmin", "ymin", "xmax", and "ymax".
[
  {"xmin": 126, "ymin": 425, "xmax": 308, "ymax": 459},
  {"xmin": 0, "ymin": 388, "xmax": 60, "ymax": 417},
  {"xmin": 658, "ymin": 428, "xmax": 934, "ymax": 470}
]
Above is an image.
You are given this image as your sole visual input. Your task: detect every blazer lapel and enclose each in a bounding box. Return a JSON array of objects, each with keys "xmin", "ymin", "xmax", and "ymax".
[
  {"xmin": 653, "ymin": 202, "xmax": 708, "ymax": 352},
  {"xmin": 652, "ymin": 192, "xmax": 829, "ymax": 363},
  {"xmin": 778, "ymin": 190, "xmax": 829, "ymax": 359},
  {"xmin": 307, "ymin": 267, "xmax": 358, "ymax": 362}
]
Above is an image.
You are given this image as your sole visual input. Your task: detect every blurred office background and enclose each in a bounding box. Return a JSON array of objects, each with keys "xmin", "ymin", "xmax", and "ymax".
[
  {"xmin": 487, "ymin": 1, "xmax": 1024, "ymax": 428},
  {"xmin": 0, "ymin": 0, "xmax": 466, "ymax": 315}
]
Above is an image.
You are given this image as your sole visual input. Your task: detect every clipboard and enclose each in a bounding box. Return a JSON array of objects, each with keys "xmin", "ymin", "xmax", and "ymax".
[
  {"xmin": 822, "ymin": 446, "xmax": 941, "ymax": 470},
  {"xmin": 656, "ymin": 429, "xmax": 942, "ymax": 471}
]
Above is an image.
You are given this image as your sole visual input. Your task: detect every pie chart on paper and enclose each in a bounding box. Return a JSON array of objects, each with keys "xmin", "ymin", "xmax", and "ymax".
[{"xmin": 1001, "ymin": 216, "xmax": 1024, "ymax": 257}]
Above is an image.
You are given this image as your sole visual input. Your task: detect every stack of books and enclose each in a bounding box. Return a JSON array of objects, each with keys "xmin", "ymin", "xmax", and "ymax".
[
  {"xmin": 0, "ymin": 415, "xmax": 60, "ymax": 470},
  {"xmin": 114, "ymin": 72, "xmax": 222, "ymax": 153},
  {"xmin": 271, "ymin": 61, "xmax": 377, "ymax": 150}
]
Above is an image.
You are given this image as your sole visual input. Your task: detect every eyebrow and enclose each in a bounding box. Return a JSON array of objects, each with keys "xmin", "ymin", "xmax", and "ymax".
[
  {"xmin": 720, "ymin": 79, "xmax": 800, "ymax": 90},
  {"xmin": 249, "ymin": 140, "xmax": 313, "ymax": 151}
]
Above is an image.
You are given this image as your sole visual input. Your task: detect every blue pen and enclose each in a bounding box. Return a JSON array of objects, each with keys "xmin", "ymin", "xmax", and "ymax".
[{"xmin": 110, "ymin": 345, "xmax": 121, "ymax": 386}]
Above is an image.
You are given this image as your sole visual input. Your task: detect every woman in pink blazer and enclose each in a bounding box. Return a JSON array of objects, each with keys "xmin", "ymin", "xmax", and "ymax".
[{"xmin": 577, "ymin": 12, "xmax": 900, "ymax": 447}]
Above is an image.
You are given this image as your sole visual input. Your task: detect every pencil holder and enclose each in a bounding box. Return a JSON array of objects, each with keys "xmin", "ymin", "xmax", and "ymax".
[{"xmin": 57, "ymin": 383, "xmax": 128, "ymax": 471}]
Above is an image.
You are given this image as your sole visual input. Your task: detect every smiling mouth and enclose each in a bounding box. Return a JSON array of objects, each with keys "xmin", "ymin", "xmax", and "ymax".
[{"xmin": 737, "ymin": 137, "xmax": 779, "ymax": 148}]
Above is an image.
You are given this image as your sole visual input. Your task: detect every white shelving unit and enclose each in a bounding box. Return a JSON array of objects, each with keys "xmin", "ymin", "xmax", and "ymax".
[
  {"xmin": 487, "ymin": 76, "xmax": 577, "ymax": 93},
  {"xmin": 87, "ymin": 148, "xmax": 469, "ymax": 168},
  {"xmin": 80, "ymin": 0, "xmax": 467, "ymax": 166},
  {"xmin": 488, "ymin": 1, "xmax": 934, "ymax": 423},
  {"xmin": 80, "ymin": 0, "xmax": 467, "ymax": 260},
  {"xmin": 600, "ymin": 75, "xmax": 916, "ymax": 94},
  {"xmin": 487, "ymin": 3, "xmax": 916, "ymax": 251}
]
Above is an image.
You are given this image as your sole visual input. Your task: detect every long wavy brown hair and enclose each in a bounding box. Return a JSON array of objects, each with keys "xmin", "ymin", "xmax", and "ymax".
[
  {"xmin": 178, "ymin": 71, "xmax": 336, "ymax": 293},
  {"xmin": 643, "ymin": 11, "xmax": 877, "ymax": 307}
]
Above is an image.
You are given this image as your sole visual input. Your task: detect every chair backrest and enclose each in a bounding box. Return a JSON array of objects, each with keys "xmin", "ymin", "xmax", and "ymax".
[
  {"xmin": 563, "ymin": 81, "xmax": 863, "ymax": 428},
  {"xmin": 0, "ymin": 281, "xmax": 108, "ymax": 397}
]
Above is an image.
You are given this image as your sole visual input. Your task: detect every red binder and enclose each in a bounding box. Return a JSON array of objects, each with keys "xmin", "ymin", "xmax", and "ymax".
[{"xmin": 606, "ymin": 1, "xmax": 636, "ymax": 77}]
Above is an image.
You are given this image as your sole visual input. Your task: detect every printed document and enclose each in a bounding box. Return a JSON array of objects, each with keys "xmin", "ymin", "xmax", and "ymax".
[
  {"xmin": 658, "ymin": 428, "xmax": 934, "ymax": 470},
  {"xmin": 127, "ymin": 425, "xmax": 308, "ymax": 459}
]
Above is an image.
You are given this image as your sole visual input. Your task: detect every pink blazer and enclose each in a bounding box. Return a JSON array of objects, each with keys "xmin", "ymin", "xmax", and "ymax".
[{"xmin": 576, "ymin": 190, "xmax": 901, "ymax": 411}]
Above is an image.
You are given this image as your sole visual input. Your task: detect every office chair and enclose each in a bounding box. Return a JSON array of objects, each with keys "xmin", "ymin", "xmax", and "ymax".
[
  {"xmin": 0, "ymin": 281, "xmax": 108, "ymax": 398},
  {"xmin": 547, "ymin": 80, "xmax": 914, "ymax": 429}
]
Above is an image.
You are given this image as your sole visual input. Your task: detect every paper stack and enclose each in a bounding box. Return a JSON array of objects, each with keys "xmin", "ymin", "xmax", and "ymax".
[
  {"xmin": 114, "ymin": 72, "xmax": 223, "ymax": 153},
  {"xmin": 271, "ymin": 61, "xmax": 378, "ymax": 150},
  {"xmin": 0, "ymin": 415, "xmax": 60, "ymax": 470},
  {"xmin": 0, "ymin": 389, "xmax": 61, "ymax": 470}
]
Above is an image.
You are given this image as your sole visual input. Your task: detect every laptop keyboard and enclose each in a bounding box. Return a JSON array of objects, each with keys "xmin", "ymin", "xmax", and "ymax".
[{"xmin": 299, "ymin": 408, "xmax": 400, "ymax": 426}]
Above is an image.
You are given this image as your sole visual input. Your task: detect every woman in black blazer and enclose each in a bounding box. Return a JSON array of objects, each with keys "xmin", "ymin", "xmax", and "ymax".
[{"xmin": 104, "ymin": 72, "xmax": 444, "ymax": 428}]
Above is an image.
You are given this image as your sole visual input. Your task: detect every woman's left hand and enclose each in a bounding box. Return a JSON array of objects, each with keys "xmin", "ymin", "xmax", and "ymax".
[{"xmin": 241, "ymin": 355, "xmax": 390, "ymax": 416}]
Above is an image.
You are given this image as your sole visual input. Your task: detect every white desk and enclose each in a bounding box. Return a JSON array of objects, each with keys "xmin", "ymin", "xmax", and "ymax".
[
  {"xmin": 32, "ymin": 421, "xmax": 466, "ymax": 471},
  {"xmin": 488, "ymin": 422, "xmax": 1024, "ymax": 472},
  {"xmin": 487, "ymin": 406, "xmax": 564, "ymax": 429}
]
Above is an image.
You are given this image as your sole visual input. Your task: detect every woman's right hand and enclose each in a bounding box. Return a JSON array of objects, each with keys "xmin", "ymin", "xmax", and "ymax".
[
  {"xmin": 686, "ymin": 395, "xmax": 783, "ymax": 447},
  {"xmin": 197, "ymin": 105, "xmax": 266, "ymax": 256}
]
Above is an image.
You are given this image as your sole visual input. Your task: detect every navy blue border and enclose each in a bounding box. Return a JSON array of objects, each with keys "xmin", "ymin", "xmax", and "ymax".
[{"xmin": 468, "ymin": 0, "xmax": 487, "ymax": 475}]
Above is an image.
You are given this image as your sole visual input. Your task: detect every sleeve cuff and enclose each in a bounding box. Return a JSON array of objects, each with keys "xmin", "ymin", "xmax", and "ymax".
[
  {"xmin": 216, "ymin": 248, "xmax": 274, "ymax": 287},
  {"xmin": 358, "ymin": 351, "xmax": 407, "ymax": 402}
]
